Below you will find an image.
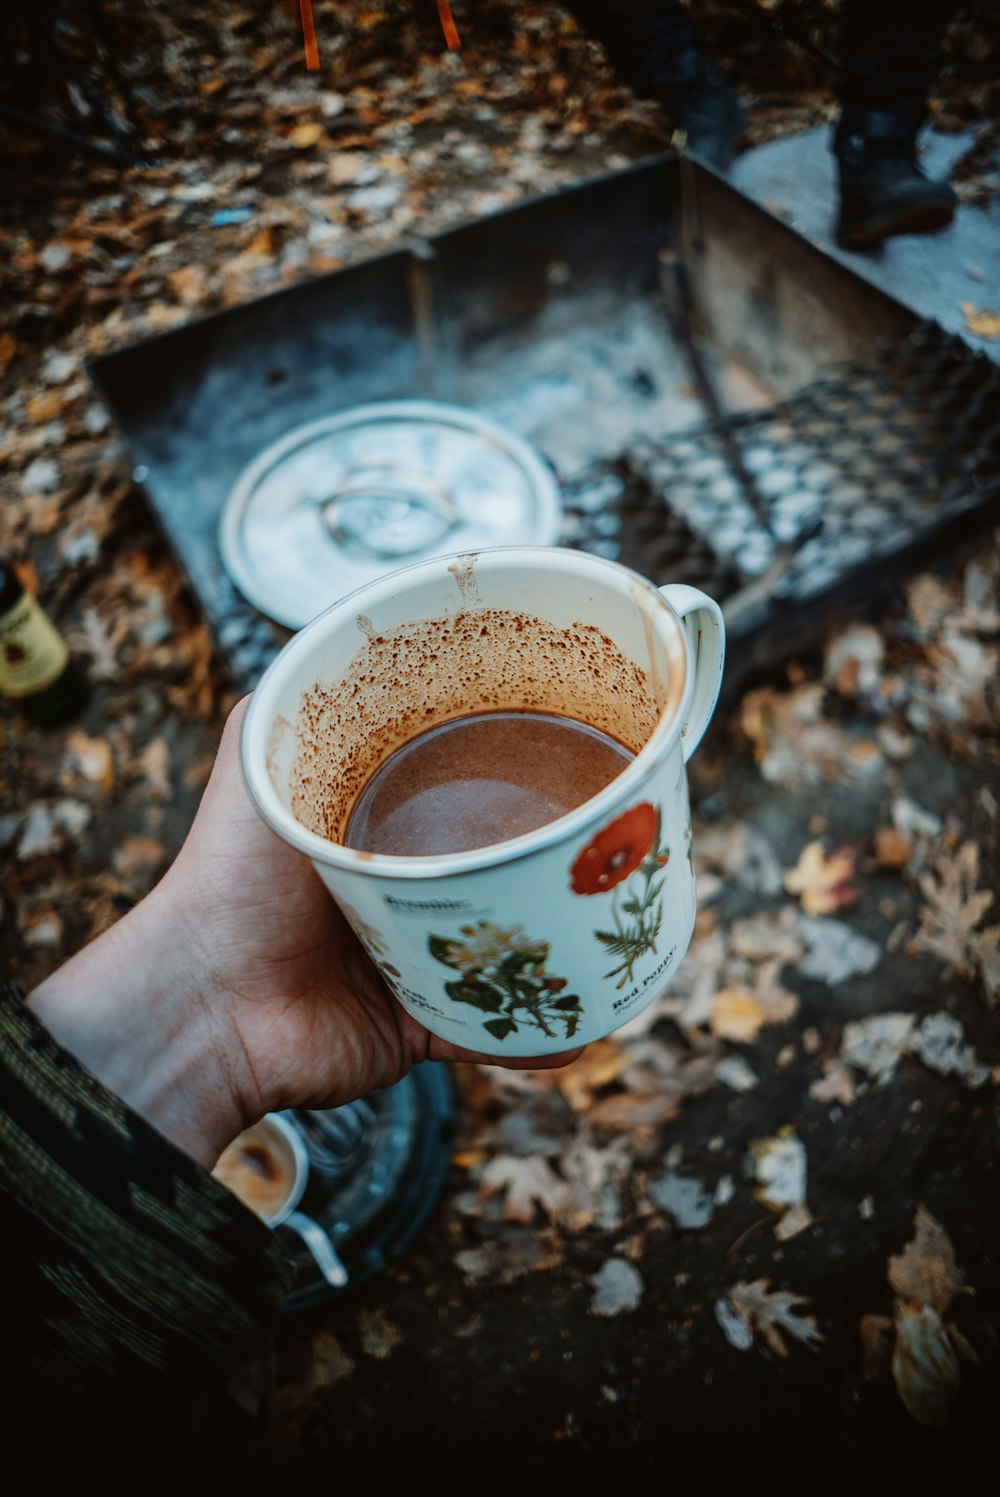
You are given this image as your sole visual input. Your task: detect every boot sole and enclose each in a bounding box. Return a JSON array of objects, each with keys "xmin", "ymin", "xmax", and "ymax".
[{"xmin": 837, "ymin": 198, "xmax": 955, "ymax": 250}]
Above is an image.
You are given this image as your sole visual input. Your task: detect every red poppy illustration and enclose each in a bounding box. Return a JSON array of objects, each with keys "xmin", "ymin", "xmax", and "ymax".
[
  {"xmin": 571, "ymin": 803, "xmax": 672, "ymax": 986},
  {"xmin": 570, "ymin": 802, "xmax": 658, "ymax": 895}
]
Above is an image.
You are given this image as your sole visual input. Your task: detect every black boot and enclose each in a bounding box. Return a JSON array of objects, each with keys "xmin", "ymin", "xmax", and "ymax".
[
  {"xmin": 834, "ymin": 0, "xmax": 958, "ymax": 249},
  {"xmin": 835, "ymin": 106, "xmax": 956, "ymax": 248}
]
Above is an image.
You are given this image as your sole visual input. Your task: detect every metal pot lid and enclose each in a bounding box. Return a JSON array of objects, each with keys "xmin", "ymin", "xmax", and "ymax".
[{"xmin": 219, "ymin": 400, "xmax": 562, "ymax": 629}]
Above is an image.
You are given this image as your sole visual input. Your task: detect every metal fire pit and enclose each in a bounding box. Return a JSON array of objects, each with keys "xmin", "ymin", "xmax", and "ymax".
[{"xmin": 90, "ymin": 154, "xmax": 1000, "ymax": 692}]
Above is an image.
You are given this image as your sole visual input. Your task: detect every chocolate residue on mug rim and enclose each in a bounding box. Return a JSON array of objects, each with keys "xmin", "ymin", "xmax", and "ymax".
[{"xmin": 289, "ymin": 604, "xmax": 685, "ymax": 847}]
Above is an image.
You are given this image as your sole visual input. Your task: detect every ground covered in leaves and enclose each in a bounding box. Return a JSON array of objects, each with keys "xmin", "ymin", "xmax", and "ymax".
[{"xmin": 2, "ymin": 0, "xmax": 999, "ymax": 1485}]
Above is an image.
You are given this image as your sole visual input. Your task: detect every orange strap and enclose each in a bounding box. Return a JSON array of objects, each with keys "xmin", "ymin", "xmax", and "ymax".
[
  {"xmin": 298, "ymin": 3, "xmax": 459, "ymax": 69},
  {"xmin": 299, "ymin": 0, "xmax": 320, "ymax": 71},
  {"xmin": 437, "ymin": 0, "xmax": 462, "ymax": 50}
]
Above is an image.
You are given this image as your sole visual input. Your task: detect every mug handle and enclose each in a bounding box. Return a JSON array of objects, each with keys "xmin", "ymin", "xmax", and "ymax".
[
  {"xmin": 658, "ymin": 584, "xmax": 726, "ymax": 763},
  {"xmin": 284, "ymin": 1209, "xmax": 349, "ymax": 1289}
]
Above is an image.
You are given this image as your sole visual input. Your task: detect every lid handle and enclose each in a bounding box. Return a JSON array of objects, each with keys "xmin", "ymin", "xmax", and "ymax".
[{"xmin": 320, "ymin": 465, "xmax": 460, "ymax": 559}]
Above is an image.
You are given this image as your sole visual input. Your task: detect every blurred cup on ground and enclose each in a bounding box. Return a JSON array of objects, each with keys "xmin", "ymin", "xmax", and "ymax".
[{"xmin": 212, "ymin": 1112, "xmax": 347, "ymax": 1287}]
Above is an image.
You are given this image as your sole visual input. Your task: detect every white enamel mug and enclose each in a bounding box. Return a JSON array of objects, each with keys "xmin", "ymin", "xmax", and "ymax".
[{"xmin": 242, "ymin": 547, "xmax": 724, "ymax": 1057}]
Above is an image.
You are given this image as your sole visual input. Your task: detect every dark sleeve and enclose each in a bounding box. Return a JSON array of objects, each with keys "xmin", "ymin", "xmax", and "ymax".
[{"xmin": 0, "ymin": 977, "xmax": 293, "ymax": 1408}]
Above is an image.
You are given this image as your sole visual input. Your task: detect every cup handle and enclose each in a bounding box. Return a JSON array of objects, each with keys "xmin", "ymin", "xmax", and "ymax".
[
  {"xmin": 658, "ymin": 584, "xmax": 726, "ymax": 763},
  {"xmin": 284, "ymin": 1210, "xmax": 349, "ymax": 1289}
]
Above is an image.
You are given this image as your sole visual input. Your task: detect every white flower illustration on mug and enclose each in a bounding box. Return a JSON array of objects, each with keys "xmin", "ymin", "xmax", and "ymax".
[{"xmin": 428, "ymin": 921, "xmax": 582, "ymax": 1044}]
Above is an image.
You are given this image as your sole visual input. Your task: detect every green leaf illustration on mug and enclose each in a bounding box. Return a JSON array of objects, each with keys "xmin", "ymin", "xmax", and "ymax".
[
  {"xmin": 428, "ymin": 922, "xmax": 582, "ymax": 1043},
  {"xmin": 569, "ymin": 802, "xmax": 670, "ymax": 988}
]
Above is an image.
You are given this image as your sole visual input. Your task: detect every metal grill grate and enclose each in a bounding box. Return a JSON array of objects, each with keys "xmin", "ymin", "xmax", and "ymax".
[{"xmin": 566, "ymin": 321, "xmax": 1000, "ymax": 645}]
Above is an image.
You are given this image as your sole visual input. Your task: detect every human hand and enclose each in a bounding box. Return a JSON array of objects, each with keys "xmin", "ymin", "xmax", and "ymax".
[{"xmin": 30, "ymin": 698, "xmax": 581, "ymax": 1168}]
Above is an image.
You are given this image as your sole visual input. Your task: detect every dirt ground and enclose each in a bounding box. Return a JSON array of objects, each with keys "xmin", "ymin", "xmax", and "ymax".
[{"xmin": 2, "ymin": 2, "xmax": 999, "ymax": 1487}]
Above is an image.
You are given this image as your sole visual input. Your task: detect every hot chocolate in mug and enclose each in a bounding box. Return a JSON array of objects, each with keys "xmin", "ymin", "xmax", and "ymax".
[{"xmin": 242, "ymin": 547, "xmax": 724, "ymax": 1057}]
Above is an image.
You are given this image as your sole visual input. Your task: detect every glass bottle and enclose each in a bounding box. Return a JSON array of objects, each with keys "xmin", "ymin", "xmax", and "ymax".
[{"xmin": 0, "ymin": 560, "xmax": 89, "ymax": 726}]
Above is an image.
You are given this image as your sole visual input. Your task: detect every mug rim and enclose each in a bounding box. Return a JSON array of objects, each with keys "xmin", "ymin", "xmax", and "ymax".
[
  {"xmin": 258, "ymin": 1112, "xmax": 309, "ymax": 1227},
  {"xmin": 241, "ymin": 546, "xmax": 693, "ymax": 881}
]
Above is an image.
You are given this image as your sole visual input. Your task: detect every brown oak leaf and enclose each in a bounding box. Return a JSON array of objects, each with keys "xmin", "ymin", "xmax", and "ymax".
[
  {"xmin": 715, "ymin": 1279, "xmax": 822, "ymax": 1356},
  {"xmin": 914, "ymin": 842, "xmax": 996, "ymax": 986},
  {"xmin": 477, "ymin": 1154, "xmax": 569, "ymax": 1223},
  {"xmin": 784, "ymin": 841, "xmax": 858, "ymax": 916},
  {"xmin": 887, "ymin": 1204, "xmax": 965, "ymax": 1315}
]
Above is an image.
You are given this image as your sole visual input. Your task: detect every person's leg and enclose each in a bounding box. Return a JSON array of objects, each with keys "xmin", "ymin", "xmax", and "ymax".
[
  {"xmin": 834, "ymin": 0, "xmax": 957, "ymax": 247},
  {"xmin": 564, "ymin": 0, "xmax": 746, "ymax": 169}
]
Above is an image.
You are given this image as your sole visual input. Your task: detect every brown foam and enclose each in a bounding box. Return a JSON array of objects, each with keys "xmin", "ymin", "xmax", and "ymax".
[
  {"xmin": 212, "ymin": 1121, "xmax": 296, "ymax": 1221},
  {"xmin": 290, "ymin": 606, "xmax": 679, "ymax": 845}
]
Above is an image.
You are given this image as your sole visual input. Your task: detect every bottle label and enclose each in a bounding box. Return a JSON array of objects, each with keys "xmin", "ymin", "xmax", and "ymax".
[{"xmin": 0, "ymin": 592, "xmax": 70, "ymax": 697}]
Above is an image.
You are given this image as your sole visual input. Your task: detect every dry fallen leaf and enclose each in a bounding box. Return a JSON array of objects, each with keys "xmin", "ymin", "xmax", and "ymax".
[
  {"xmin": 960, "ymin": 302, "xmax": 1000, "ymax": 339},
  {"xmin": 647, "ymin": 1167, "xmax": 716, "ymax": 1229},
  {"xmin": 892, "ymin": 1301, "xmax": 961, "ymax": 1429},
  {"xmin": 860, "ymin": 1313, "xmax": 895, "ymax": 1381},
  {"xmin": 862, "ymin": 1206, "xmax": 985, "ymax": 1428},
  {"xmin": 133, "ymin": 737, "xmax": 172, "ymax": 801},
  {"xmin": 754, "ymin": 959, "xmax": 800, "ymax": 1024},
  {"xmin": 784, "ymin": 841, "xmax": 859, "ymax": 916},
  {"xmin": 905, "ymin": 573, "xmax": 956, "ymax": 636},
  {"xmin": 841, "ymin": 1011, "xmax": 988, "ymax": 1088},
  {"xmin": 589, "ymin": 1257, "xmax": 643, "ymax": 1317},
  {"xmin": 327, "ymin": 153, "xmax": 372, "ymax": 186},
  {"xmin": 914, "ymin": 841, "xmax": 996, "ymax": 984},
  {"xmin": 561, "ymin": 1134, "xmax": 631, "ymax": 1231},
  {"xmin": 585, "ymin": 1091, "xmax": 682, "ymax": 1131},
  {"xmin": 824, "ymin": 623, "xmax": 885, "ymax": 699},
  {"xmin": 797, "ymin": 915, "xmax": 881, "ymax": 985},
  {"xmin": 747, "ymin": 1127, "xmax": 807, "ymax": 1212},
  {"xmin": 740, "ymin": 683, "xmax": 876, "ymax": 786},
  {"xmin": 168, "ymin": 263, "xmax": 212, "ymax": 308},
  {"xmin": 809, "ymin": 1057, "xmax": 856, "ymax": 1105},
  {"xmin": 549, "ymin": 1038, "xmax": 629, "ymax": 1111},
  {"xmin": 912, "ymin": 1012, "xmax": 989, "ymax": 1088},
  {"xmin": 20, "ymin": 907, "xmax": 64, "ymax": 952},
  {"xmin": 774, "ymin": 1203, "xmax": 813, "ymax": 1241},
  {"xmin": 873, "ymin": 825, "xmax": 913, "ymax": 871},
  {"xmin": 715, "ymin": 1279, "xmax": 822, "ymax": 1356},
  {"xmin": 309, "ymin": 1330, "xmax": 357, "ymax": 1390},
  {"xmin": 840, "ymin": 1012, "xmax": 916, "ymax": 1083},
  {"xmin": 454, "ymin": 1227, "xmax": 562, "ymax": 1287},
  {"xmin": 18, "ymin": 799, "xmax": 90, "ymax": 860},
  {"xmin": 727, "ymin": 907, "xmax": 803, "ymax": 963},
  {"xmin": 477, "ymin": 1154, "xmax": 569, "ymax": 1223},
  {"xmin": 112, "ymin": 835, "xmax": 167, "ymax": 881},
  {"xmin": 971, "ymin": 925, "xmax": 1000, "ymax": 1007},
  {"xmin": 26, "ymin": 389, "xmax": 64, "ymax": 426},
  {"xmin": 69, "ymin": 608, "xmax": 123, "ymax": 682},
  {"xmin": 358, "ymin": 1310, "xmax": 402, "ymax": 1360},
  {"xmin": 715, "ymin": 1054, "xmax": 759, "ymax": 1092},
  {"xmin": 694, "ymin": 823, "xmax": 785, "ymax": 897},
  {"xmin": 887, "ymin": 1204, "xmax": 964, "ymax": 1314},
  {"xmin": 288, "ymin": 121, "xmax": 325, "ymax": 149},
  {"xmin": 64, "ymin": 731, "xmax": 114, "ymax": 790},
  {"xmin": 709, "ymin": 986, "xmax": 768, "ymax": 1042}
]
